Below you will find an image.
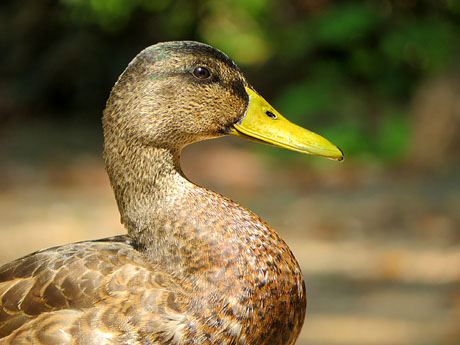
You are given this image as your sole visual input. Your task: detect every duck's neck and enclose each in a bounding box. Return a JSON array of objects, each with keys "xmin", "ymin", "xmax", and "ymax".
[
  {"xmin": 105, "ymin": 142, "xmax": 181, "ymax": 236},
  {"xmin": 105, "ymin": 140, "xmax": 241, "ymax": 274}
]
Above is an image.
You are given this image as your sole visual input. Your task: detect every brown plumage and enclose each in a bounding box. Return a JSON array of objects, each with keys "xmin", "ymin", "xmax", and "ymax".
[{"xmin": 0, "ymin": 41, "xmax": 342, "ymax": 345}]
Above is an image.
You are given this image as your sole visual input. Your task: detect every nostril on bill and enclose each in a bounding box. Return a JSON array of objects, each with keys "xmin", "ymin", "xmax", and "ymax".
[{"xmin": 265, "ymin": 110, "xmax": 277, "ymax": 119}]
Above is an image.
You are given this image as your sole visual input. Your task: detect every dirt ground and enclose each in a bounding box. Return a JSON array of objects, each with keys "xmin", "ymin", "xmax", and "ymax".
[{"xmin": 0, "ymin": 128, "xmax": 459, "ymax": 345}]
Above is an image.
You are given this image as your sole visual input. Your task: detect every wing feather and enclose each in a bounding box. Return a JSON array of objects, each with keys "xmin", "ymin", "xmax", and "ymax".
[{"xmin": 0, "ymin": 236, "xmax": 193, "ymax": 344}]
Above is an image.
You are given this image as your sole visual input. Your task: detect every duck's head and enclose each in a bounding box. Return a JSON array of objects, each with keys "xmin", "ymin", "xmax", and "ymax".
[{"xmin": 103, "ymin": 41, "xmax": 343, "ymax": 161}]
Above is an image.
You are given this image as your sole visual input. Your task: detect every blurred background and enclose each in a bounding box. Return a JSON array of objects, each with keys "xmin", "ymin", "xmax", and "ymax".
[{"xmin": 0, "ymin": 0, "xmax": 459, "ymax": 344}]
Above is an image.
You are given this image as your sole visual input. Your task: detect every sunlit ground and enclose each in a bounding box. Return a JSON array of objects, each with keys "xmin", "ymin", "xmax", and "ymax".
[{"xmin": 0, "ymin": 124, "xmax": 459, "ymax": 345}]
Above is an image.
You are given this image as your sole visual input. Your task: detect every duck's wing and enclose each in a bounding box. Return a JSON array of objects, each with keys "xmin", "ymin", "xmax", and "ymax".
[{"xmin": 0, "ymin": 236, "xmax": 189, "ymax": 345}]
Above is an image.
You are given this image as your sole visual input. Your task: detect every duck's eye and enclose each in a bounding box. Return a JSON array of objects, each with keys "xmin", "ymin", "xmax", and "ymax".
[{"xmin": 192, "ymin": 66, "xmax": 210, "ymax": 79}]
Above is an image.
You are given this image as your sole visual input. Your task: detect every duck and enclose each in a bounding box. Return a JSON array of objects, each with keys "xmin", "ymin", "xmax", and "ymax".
[{"xmin": 0, "ymin": 41, "xmax": 343, "ymax": 345}]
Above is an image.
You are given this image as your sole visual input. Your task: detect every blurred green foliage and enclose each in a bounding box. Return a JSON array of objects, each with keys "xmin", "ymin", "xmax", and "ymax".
[{"xmin": 1, "ymin": 0, "xmax": 459, "ymax": 161}]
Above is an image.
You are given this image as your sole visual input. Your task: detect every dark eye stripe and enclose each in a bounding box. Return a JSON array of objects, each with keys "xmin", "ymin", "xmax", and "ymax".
[{"xmin": 193, "ymin": 66, "xmax": 211, "ymax": 79}]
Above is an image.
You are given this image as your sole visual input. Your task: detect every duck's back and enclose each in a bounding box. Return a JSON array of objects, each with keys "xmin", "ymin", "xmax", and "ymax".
[
  {"xmin": 0, "ymin": 236, "xmax": 193, "ymax": 345},
  {"xmin": 0, "ymin": 226, "xmax": 305, "ymax": 345}
]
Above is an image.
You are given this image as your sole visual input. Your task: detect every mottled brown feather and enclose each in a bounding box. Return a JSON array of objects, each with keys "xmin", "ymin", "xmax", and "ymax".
[{"xmin": 0, "ymin": 41, "xmax": 306, "ymax": 345}]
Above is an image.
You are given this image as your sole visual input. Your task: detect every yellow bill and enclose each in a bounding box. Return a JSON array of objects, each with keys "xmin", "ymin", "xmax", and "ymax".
[{"xmin": 230, "ymin": 87, "xmax": 344, "ymax": 161}]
